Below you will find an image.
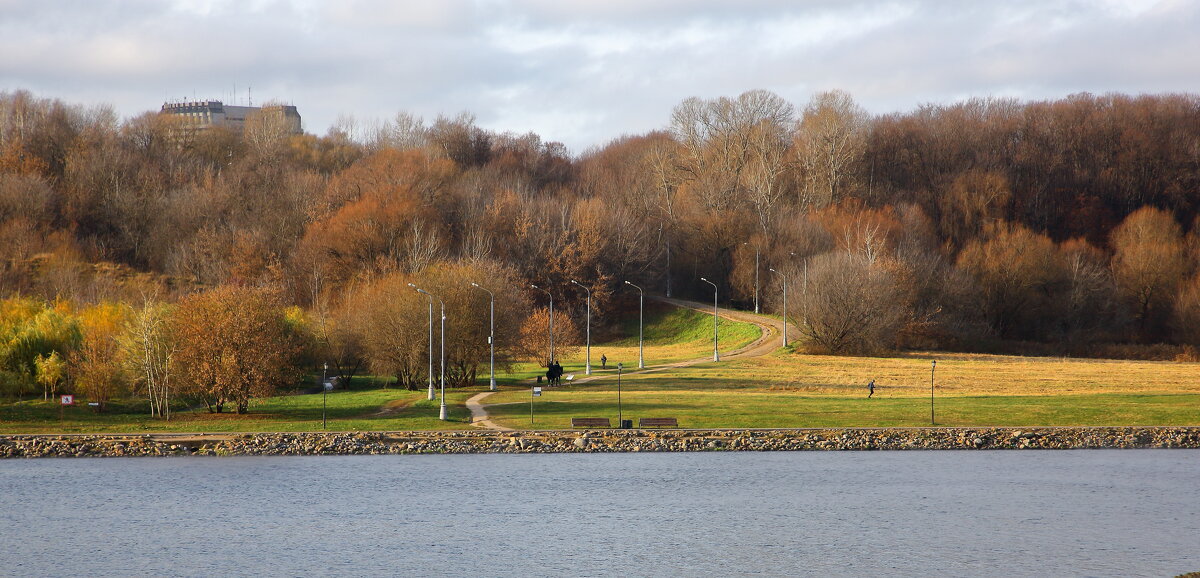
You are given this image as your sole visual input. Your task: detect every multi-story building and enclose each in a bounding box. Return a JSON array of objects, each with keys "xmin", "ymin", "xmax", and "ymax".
[{"xmin": 159, "ymin": 100, "xmax": 302, "ymax": 135}]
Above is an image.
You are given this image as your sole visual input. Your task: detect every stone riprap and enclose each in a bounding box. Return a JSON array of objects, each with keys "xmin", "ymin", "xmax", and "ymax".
[{"xmin": 2, "ymin": 427, "xmax": 1199, "ymax": 458}]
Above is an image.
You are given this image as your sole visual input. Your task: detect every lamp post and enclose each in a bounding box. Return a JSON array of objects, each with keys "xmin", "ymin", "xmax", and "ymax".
[
  {"xmin": 470, "ymin": 282, "xmax": 496, "ymax": 391},
  {"xmin": 743, "ymin": 242, "xmax": 759, "ymax": 313},
  {"xmin": 624, "ymin": 281, "xmax": 645, "ymax": 369},
  {"xmin": 322, "ymin": 362, "xmax": 328, "ymax": 430},
  {"xmin": 438, "ymin": 298, "xmax": 446, "ymax": 420},
  {"xmin": 931, "ymin": 359, "xmax": 937, "ymax": 425},
  {"xmin": 700, "ymin": 277, "xmax": 719, "ymax": 362},
  {"xmin": 769, "ymin": 268, "xmax": 787, "ymax": 347},
  {"xmin": 409, "ymin": 283, "xmax": 435, "ymax": 401},
  {"xmin": 531, "ymin": 284, "xmax": 553, "ymax": 365},
  {"xmin": 570, "ymin": 280, "xmax": 592, "ymax": 375}
]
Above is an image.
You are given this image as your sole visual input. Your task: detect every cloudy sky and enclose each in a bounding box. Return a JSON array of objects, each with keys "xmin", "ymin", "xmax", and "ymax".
[{"xmin": 2, "ymin": 0, "xmax": 1198, "ymax": 153}]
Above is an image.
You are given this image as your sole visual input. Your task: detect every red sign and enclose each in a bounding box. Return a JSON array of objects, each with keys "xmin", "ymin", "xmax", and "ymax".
[{"xmin": 60, "ymin": 395, "xmax": 74, "ymax": 406}]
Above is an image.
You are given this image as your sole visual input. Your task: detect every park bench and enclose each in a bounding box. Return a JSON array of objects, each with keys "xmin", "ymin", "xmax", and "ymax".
[
  {"xmin": 571, "ymin": 417, "xmax": 611, "ymax": 429},
  {"xmin": 638, "ymin": 417, "xmax": 679, "ymax": 428}
]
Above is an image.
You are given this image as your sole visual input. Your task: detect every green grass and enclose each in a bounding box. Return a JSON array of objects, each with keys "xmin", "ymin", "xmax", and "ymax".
[
  {"xmin": 6, "ymin": 300, "xmax": 1199, "ymax": 432},
  {"xmin": 0, "ymin": 385, "xmax": 479, "ymax": 434}
]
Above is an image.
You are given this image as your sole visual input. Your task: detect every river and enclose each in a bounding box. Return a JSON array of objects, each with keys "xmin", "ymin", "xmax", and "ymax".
[{"xmin": 2, "ymin": 450, "xmax": 1197, "ymax": 577}]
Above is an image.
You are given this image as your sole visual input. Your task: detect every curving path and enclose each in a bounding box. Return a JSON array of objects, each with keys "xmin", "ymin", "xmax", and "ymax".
[{"xmin": 465, "ymin": 297, "xmax": 797, "ymax": 430}]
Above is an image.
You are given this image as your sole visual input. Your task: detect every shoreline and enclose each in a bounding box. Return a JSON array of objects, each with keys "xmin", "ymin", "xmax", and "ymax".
[{"xmin": 3, "ymin": 426, "xmax": 1199, "ymax": 458}]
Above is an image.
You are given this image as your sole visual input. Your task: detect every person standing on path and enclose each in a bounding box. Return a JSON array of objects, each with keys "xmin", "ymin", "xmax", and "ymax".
[{"xmin": 867, "ymin": 379, "xmax": 875, "ymax": 398}]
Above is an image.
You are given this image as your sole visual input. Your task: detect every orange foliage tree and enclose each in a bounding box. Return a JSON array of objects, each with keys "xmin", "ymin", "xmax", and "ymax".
[{"xmin": 171, "ymin": 286, "xmax": 302, "ymax": 413}]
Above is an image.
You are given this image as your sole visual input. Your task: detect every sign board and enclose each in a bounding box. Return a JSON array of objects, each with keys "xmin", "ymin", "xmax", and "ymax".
[
  {"xmin": 565, "ymin": 375, "xmax": 574, "ymax": 381},
  {"xmin": 87, "ymin": 402, "xmax": 100, "ymax": 407},
  {"xmin": 533, "ymin": 387, "xmax": 542, "ymax": 397},
  {"xmin": 60, "ymin": 395, "xmax": 74, "ymax": 406}
]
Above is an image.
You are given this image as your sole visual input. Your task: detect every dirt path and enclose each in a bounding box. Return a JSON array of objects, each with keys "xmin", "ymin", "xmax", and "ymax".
[{"xmin": 466, "ymin": 297, "xmax": 796, "ymax": 430}]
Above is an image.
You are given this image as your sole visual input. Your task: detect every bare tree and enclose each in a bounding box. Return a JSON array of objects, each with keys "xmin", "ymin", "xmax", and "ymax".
[
  {"xmin": 794, "ymin": 90, "xmax": 871, "ymax": 208},
  {"xmin": 799, "ymin": 251, "xmax": 905, "ymax": 354}
]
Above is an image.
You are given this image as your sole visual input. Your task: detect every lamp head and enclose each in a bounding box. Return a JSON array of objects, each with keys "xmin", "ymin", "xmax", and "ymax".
[
  {"xmin": 471, "ymin": 282, "xmax": 479, "ymax": 287},
  {"xmin": 407, "ymin": 283, "xmax": 417, "ymax": 288}
]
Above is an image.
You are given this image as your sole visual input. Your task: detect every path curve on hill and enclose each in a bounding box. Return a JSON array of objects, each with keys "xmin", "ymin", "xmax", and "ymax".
[{"xmin": 466, "ymin": 297, "xmax": 797, "ymax": 430}]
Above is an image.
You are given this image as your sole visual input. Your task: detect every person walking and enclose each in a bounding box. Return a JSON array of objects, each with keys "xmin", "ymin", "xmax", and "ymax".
[
  {"xmin": 601, "ymin": 354, "xmax": 607, "ymax": 369},
  {"xmin": 867, "ymin": 379, "xmax": 876, "ymax": 398}
]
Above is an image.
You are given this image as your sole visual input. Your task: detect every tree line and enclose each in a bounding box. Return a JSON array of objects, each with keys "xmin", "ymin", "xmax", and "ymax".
[{"xmin": 2, "ymin": 87, "xmax": 1200, "ymax": 409}]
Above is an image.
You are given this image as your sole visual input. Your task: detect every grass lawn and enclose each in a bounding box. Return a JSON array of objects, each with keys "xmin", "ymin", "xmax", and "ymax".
[
  {"xmin": 0, "ymin": 384, "xmax": 480, "ymax": 434},
  {"xmin": 483, "ymin": 351, "xmax": 1200, "ymax": 429}
]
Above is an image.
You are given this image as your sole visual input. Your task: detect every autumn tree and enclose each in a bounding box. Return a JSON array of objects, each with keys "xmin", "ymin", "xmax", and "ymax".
[
  {"xmin": 798, "ymin": 251, "xmax": 905, "ymax": 354},
  {"xmin": 70, "ymin": 302, "xmax": 131, "ymax": 411},
  {"xmin": 172, "ymin": 286, "xmax": 302, "ymax": 413},
  {"xmin": 118, "ymin": 298, "xmax": 176, "ymax": 418},
  {"xmin": 957, "ymin": 222, "xmax": 1068, "ymax": 340},
  {"xmin": 1111, "ymin": 207, "xmax": 1186, "ymax": 341},
  {"xmin": 794, "ymin": 90, "xmax": 870, "ymax": 208}
]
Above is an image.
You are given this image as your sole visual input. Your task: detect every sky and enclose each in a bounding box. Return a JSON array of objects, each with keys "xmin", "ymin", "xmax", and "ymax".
[{"xmin": 2, "ymin": 0, "xmax": 1198, "ymax": 154}]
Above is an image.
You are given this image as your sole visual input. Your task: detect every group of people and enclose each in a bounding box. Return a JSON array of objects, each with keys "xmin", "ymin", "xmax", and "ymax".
[{"xmin": 544, "ymin": 361, "xmax": 564, "ymax": 386}]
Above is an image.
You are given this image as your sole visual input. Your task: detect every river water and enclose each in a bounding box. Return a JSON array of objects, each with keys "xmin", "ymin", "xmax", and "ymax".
[{"xmin": 1, "ymin": 450, "xmax": 1197, "ymax": 577}]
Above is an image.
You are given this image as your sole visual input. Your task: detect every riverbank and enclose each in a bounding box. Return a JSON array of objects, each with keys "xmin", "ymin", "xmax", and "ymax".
[{"xmin": 3, "ymin": 426, "xmax": 1199, "ymax": 458}]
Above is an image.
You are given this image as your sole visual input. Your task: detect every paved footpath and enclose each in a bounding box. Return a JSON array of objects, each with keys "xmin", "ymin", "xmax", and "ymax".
[{"xmin": 465, "ymin": 297, "xmax": 797, "ymax": 431}]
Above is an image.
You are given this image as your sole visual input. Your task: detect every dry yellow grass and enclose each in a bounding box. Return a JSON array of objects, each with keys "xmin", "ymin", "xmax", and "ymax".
[{"xmin": 660, "ymin": 351, "xmax": 1200, "ymax": 397}]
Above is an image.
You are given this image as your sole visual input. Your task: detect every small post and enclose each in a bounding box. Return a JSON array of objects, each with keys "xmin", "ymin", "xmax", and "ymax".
[
  {"xmin": 617, "ymin": 362, "xmax": 623, "ymax": 427},
  {"xmin": 931, "ymin": 359, "xmax": 937, "ymax": 425},
  {"xmin": 322, "ymin": 362, "xmax": 328, "ymax": 430}
]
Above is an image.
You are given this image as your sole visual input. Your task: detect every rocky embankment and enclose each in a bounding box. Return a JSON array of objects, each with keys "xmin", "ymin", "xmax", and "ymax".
[{"xmin": 3, "ymin": 426, "xmax": 1199, "ymax": 458}]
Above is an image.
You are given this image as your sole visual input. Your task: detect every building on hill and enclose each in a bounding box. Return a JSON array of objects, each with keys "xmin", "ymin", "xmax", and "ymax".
[{"xmin": 159, "ymin": 100, "xmax": 302, "ymax": 135}]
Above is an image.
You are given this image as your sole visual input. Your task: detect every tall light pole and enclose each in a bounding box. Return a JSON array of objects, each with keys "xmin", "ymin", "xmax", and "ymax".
[
  {"xmin": 438, "ymin": 297, "xmax": 446, "ymax": 420},
  {"xmin": 531, "ymin": 284, "xmax": 553, "ymax": 364},
  {"xmin": 470, "ymin": 282, "xmax": 496, "ymax": 391},
  {"xmin": 700, "ymin": 277, "xmax": 719, "ymax": 362},
  {"xmin": 409, "ymin": 283, "xmax": 435, "ymax": 401},
  {"xmin": 769, "ymin": 268, "xmax": 787, "ymax": 347},
  {"xmin": 743, "ymin": 242, "xmax": 759, "ymax": 313},
  {"xmin": 624, "ymin": 281, "xmax": 645, "ymax": 369},
  {"xmin": 931, "ymin": 359, "xmax": 937, "ymax": 425},
  {"xmin": 570, "ymin": 280, "xmax": 592, "ymax": 375}
]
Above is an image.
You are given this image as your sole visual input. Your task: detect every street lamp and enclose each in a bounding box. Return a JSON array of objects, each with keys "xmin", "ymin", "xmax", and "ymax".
[
  {"xmin": 699, "ymin": 277, "xmax": 719, "ymax": 362},
  {"xmin": 408, "ymin": 283, "xmax": 435, "ymax": 401},
  {"xmin": 769, "ymin": 268, "xmax": 787, "ymax": 347},
  {"xmin": 743, "ymin": 242, "xmax": 759, "ymax": 313},
  {"xmin": 570, "ymin": 280, "xmax": 592, "ymax": 375},
  {"xmin": 411, "ymin": 283, "xmax": 447, "ymax": 420},
  {"xmin": 531, "ymin": 284, "xmax": 554, "ymax": 364},
  {"xmin": 931, "ymin": 359, "xmax": 937, "ymax": 425},
  {"xmin": 322, "ymin": 362, "xmax": 328, "ymax": 430},
  {"xmin": 624, "ymin": 281, "xmax": 645, "ymax": 369},
  {"xmin": 470, "ymin": 282, "xmax": 496, "ymax": 391}
]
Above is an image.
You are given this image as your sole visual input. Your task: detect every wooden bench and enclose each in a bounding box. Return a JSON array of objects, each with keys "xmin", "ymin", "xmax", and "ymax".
[
  {"xmin": 638, "ymin": 417, "xmax": 679, "ymax": 428},
  {"xmin": 571, "ymin": 417, "xmax": 611, "ymax": 428}
]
